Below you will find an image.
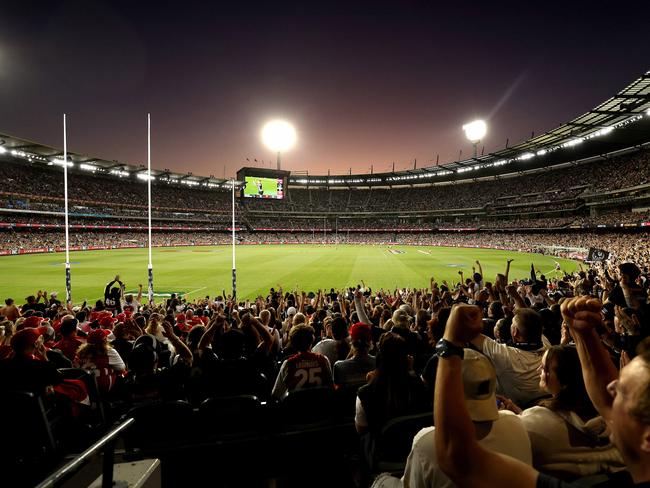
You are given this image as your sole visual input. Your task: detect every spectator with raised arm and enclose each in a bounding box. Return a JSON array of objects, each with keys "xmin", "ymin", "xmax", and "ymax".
[
  {"xmin": 373, "ymin": 347, "xmax": 532, "ymax": 488},
  {"xmin": 516, "ymin": 345, "xmax": 625, "ymax": 478},
  {"xmin": 104, "ymin": 275, "xmax": 124, "ymax": 314},
  {"xmin": 470, "ymin": 307, "xmax": 548, "ymax": 406},
  {"xmin": 434, "ymin": 299, "xmax": 650, "ymax": 488}
]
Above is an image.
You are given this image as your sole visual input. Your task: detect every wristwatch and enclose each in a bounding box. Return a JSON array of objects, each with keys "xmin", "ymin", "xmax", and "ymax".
[{"xmin": 436, "ymin": 339, "xmax": 465, "ymax": 359}]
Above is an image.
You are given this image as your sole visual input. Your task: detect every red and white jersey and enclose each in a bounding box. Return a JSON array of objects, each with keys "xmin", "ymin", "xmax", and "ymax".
[{"xmin": 272, "ymin": 351, "xmax": 332, "ymax": 399}]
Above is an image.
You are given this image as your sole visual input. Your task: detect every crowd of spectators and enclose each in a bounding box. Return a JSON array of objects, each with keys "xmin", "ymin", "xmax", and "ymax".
[
  {"xmin": 0, "ymin": 230, "xmax": 234, "ymax": 251},
  {"xmin": 2, "ymin": 149, "xmax": 649, "ymax": 221},
  {"xmin": 2, "ymin": 253, "xmax": 649, "ymax": 487},
  {"xmin": 0, "ymin": 214, "xmax": 231, "ymax": 230},
  {"xmin": 2, "ymin": 143, "xmax": 650, "ymax": 486},
  {"xmin": 0, "ymin": 161, "xmax": 232, "ymax": 210},
  {"xmin": 2, "ymin": 228, "xmax": 648, "ymax": 271},
  {"xmin": 3, "ymin": 209, "xmax": 650, "ymax": 236},
  {"xmin": 0, "ymin": 140, "xmax": 650, "ymax": 488}
]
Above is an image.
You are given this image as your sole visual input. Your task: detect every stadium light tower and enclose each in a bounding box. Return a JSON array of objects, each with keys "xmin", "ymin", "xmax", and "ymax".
[
  {"xmin": 462, "ymin": 119, "xmax": 487, "ymax": 158},
  {"xmin": 261, "ymin": 120, "xmax": 296, "ymax": 170}
]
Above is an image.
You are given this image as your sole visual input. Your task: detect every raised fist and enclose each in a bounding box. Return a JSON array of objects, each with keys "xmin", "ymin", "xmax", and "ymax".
[
  {"xmin": 443, "ymin": 304, "xmax": 483, "ymax": 345},
  {"xmin": 560, "ymin": 297, "xmax": 602, "ymax": 333}
]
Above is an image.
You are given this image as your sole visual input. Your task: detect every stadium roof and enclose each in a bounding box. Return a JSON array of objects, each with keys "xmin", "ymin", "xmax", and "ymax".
[
  {"xmin": 0, "ymin": 132, "xmax": 241, "ymax": 190},
  {"xmin": 290, "ymin": 69, "xmax": 650, "ymax": 186},
  {"xmin": 1, "ymin": 70, "xmax": 649, "ymax": 189},
  {"xmin": 493, "ymin": 70, "xmax": 650, "ymax": 161}
]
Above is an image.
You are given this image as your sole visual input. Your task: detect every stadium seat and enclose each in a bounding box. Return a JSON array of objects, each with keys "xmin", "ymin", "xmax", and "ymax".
[
  {"xmin": 58, "ymin": 367, "xmax": 107, "ymax": 426},
  {"xmin": 123, "ymin": 400, "xmax": 196, "ymax": 456},
  {"xmin": 273, "ymin": 387, "xmax": 339, "ymax": 467},
  {"xmin": 198, "ymin": 394, "xmax": 267, "ymax": 441},
  {"xmin": 372, "ymin": 412, "xmax": 433, "ymax": 475},
  {"xmin": 334, "ymin": 384, "xmax": 362, "ymax": 422},
  {"xmin": 0, "ymin": 391, "xmax": 60, "ymax": 487},
  {"xmin": 279, "ymin": 386, "xmax": 336, "ymax": 428}
]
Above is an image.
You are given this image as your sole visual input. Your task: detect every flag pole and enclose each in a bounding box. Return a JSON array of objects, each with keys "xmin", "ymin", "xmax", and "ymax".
[
  {"xmin": 231, "ymin": 179, "xmax": 236, "ymax": 300},
  {"xmin": 63, "ymin": 114, "xmax": 72, "ymax": 305},
  {"xmin": 147, "ymin": 114, "xmax": 154, "ymax": 304}
]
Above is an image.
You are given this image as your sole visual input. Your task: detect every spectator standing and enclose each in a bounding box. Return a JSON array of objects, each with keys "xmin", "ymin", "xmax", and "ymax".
[{"xmin": 470, "ymin": 308, "xmax": 548, "ymax": 406}]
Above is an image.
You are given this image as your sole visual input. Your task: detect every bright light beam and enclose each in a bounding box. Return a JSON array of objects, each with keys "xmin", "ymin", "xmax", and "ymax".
[
  {"xmin": 261, "ymin": 120, "xmax": 297, "ymax": 152},
  {"xmin": 462, "ymin": 119, "xmax": 487, "ymax": 143}
]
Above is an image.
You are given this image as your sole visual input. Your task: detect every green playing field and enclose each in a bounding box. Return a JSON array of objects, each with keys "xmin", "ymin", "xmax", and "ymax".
[{"xmin": 0, "ymin": 245, "xmax": 579, "ymax": 303}]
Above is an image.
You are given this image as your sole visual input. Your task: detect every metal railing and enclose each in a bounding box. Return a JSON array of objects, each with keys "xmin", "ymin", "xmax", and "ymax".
[{"xmin": 35, "ymin": 417, "xmax": 135, "ymax": 488}]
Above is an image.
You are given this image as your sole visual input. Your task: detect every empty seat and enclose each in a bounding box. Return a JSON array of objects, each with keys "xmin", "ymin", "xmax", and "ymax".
[{"xmin": 124, "ymin": 400, "xmax": 196, "ymax": 454}]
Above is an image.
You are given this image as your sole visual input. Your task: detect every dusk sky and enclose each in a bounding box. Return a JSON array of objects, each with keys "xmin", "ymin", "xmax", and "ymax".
[{"xmin": 1, "ymin": 1, "xmax": 649, "ymax": 178}]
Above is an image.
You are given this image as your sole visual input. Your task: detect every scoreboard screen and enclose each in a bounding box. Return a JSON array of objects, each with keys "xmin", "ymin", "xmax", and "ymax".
[{"xmin": 243, "ymin": 176, "xmax": 284, "ymax": 199}]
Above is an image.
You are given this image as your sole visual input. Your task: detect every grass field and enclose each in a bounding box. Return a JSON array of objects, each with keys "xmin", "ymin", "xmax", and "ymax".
[{"xmin": 0, "ymin": 245, "xmax": 580, "ymax": 303}]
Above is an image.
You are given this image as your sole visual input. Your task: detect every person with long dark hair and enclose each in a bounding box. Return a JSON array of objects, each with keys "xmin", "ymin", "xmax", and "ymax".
[
  {"xmin": 356, "ymin": 333, "xmax": 429, "ymax": 469},
  {"xmin": 516, "ymin": 345, "xmax": 624, "ymax": 478}
]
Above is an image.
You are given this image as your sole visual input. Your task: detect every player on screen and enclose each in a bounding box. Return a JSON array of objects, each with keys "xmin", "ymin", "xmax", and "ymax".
[{"xmin": 256, "ymin": 179, "xmax": 264, "ymax": 197}]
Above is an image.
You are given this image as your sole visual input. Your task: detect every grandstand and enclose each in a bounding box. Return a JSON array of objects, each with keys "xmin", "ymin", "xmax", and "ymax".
[{"xmin": 2, "ymin": 71, "xmax": 650, "ymax": 263}]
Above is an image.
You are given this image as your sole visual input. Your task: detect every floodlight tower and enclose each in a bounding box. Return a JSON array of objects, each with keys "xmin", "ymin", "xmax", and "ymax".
[
  {"xmin": 462, "ymin": 119, "xmax": 487, "ymax": 158},
  {"xmin": 261, "ymin": 120, "xmax": 296, "ymax": 170}
]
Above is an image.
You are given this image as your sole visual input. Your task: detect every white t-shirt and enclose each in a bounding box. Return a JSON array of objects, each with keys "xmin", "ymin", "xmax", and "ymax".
[
  {"xmin": 520, "ymin": 406, "xmax": 624, "ymax": 477},
  {"xmin": 391, "ymin": 411, "xmax": 532, "ymax": 488},
  {"xmin": 481, "ymin": 337, "xmax": 547, "ymax": 406},
  {"xmin": 312, "ymin": 338, "xmax": 339, "ymax": 366}
]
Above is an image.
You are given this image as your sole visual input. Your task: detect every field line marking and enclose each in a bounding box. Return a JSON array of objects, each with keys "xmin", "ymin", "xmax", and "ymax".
[{"xmin": 185, "ymin": 286, "xmax": 207, "ymax": 295}]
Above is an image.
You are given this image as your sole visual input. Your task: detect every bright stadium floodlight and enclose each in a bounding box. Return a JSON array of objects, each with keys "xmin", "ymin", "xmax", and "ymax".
[
  {"xmin": 261, "ymin": 119, "xmax": 296, "ymax": 170},
  {"xmin": 462, "ymin": 119, "xmax": 487, "ymax": 158}
]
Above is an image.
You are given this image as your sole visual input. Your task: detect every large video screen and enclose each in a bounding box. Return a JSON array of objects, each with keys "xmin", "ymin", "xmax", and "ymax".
[{"xmin": 243, "ymin": 176, "xmax": 285, "ymax": 199}]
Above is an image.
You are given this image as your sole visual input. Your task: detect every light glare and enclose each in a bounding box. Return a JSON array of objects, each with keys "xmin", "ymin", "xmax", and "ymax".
[
  {"xmin": 462, "ymin": 119, "xmax": 487, "ymax": 142},
  {"xmin": 261, "ymin": 120, "xmax": 296, "ymax": 152}
]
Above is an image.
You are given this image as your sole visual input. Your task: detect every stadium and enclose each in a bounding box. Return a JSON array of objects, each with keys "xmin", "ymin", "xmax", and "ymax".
[
  {"xmin": 2, "ymin": 73, "xmax": 650, "ymax": 299},
  {"xmin": 2, "ymin": 4, "xmax": 650, "ymax": 488},
  {"xmin": 2, "ymin": 78, "xmax": 650, "ymax": 299}
]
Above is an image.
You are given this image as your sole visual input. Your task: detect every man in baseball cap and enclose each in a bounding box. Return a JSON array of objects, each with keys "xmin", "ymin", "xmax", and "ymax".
[
  {"xmin": 434, "ymin": 300, "xmax": 650, "ymax": 488},
  {"xmin": 333, "ymin": 322, "xmax": 375, "ymax": 388},
  {"xmin": 54, "ymin": 317, "xmax": 84, "ymax": 361},
  {"xmin": 376, "ymin": 348, "xmax": 532, "ymax": 488},
  {"xmin": 17, "ymin": 315, "xmax": 44, "ymax": 331},
  {"xmin": 0, "ymin": 327, "xmax": 63, "ymax": 395}
]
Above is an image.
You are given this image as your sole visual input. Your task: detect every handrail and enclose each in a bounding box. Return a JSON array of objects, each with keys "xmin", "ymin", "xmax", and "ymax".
[{"xmin": 35, "ymin": 417, "xmax": 135, "ymax": 488}]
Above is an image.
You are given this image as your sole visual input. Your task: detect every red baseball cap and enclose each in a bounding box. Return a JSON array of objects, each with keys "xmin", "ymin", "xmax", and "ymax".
[
  {"xmin": 350, "ymin": 322, "xmax": 372, "ymax": 343},
  {"xmin": 87, "ymin": 328, "xmax": 111, "ymax": 345},
  {"xmin": 10, "ymin": 327, "xmax": 44, "ymax": 351},
  {"xmin": 99, "ymin": 316, "xmax": 117, "ymax": 329},
  {"xmin": 20, "ymin": 315, "xmax": 44, "ymax": 330}
]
